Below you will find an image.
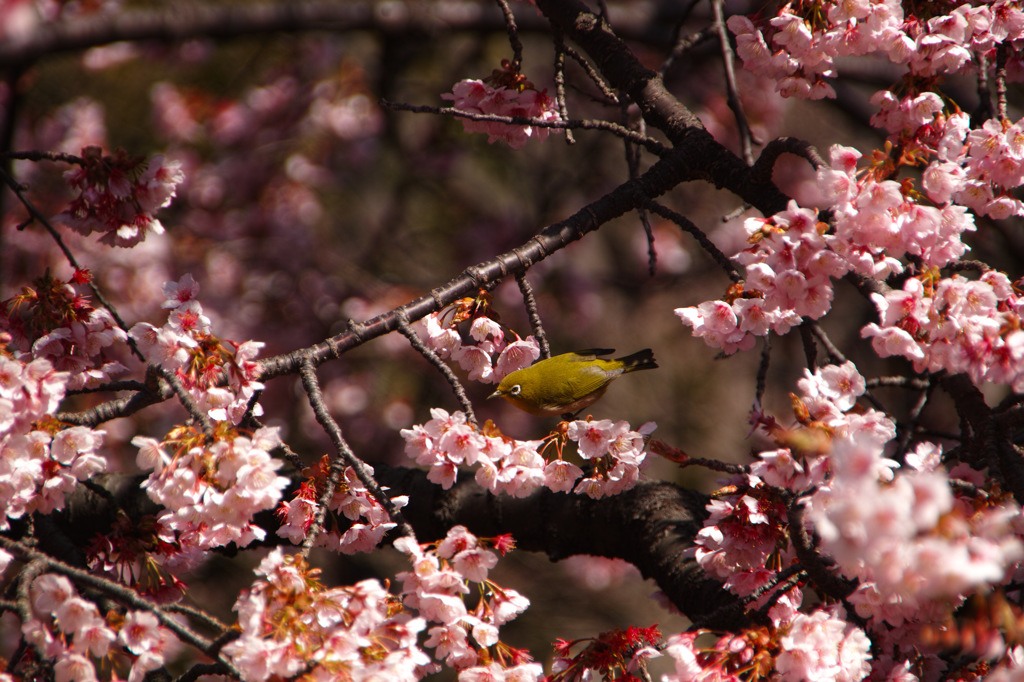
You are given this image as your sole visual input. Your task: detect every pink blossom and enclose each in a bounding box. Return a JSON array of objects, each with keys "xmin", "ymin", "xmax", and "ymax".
[
  {"xmin": 53, "ymin": 653, "xmax": 98, "ymax": 682},
  {"xmin": 494, "ymin": 338, "xmax": 540, "ymax": 380},
  {"xmin": 776, "ymin": 610, "xmax": 871, "ymax": 682},
  {"xmin": 543, "ymin": 459, "xmax": 583, "ymax": 492},
  {"xmin": 567, "ymin": 419, "xmax": 616, "ymax": 459},
  {"xmin": 443, "ymin": 78, "xmax": 562, "ymax": 150}
]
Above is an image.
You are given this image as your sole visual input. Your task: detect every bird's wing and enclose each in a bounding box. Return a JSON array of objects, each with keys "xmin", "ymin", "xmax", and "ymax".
[{"xmin": 563, "ymin": 363, "xmax": 612, "ymax": 399}]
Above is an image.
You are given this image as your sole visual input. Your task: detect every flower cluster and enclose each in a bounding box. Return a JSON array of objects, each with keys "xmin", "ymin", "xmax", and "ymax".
[
  {"xmin": 550, "ymin": 625, "xmax": 662, "ymax": 681},
  {"xmin": 24, "ymin": 573, "xmax": 178, "ymax": 682},
  {"xmin": 276, "ymin": 455, "xmax": 408, "ymax": 554},
  {"xmin": 130, "ymin": 274, "xmax": 264, "ymax": 423},
  {"xmin": 85, "ymin": 512, "xmax": 187, "ymax": 603},
  {"xmin": 728, "ymin": 2, "xmax": 1024, "ymax": 101},
  {"xmin": 808, "ymin": 435, "xmax": 1023, "ymax": 627},
  {"xmin": 222, "ymin": 549, "xmax": 432, "ymax": 681},
  {"xmin": 422, "ymin": 299, "xmax": 540, "ymax": 385},
  {"xmin": 395, "ymin": 527, "xmax": 540, "ymax": 679},
  {"xmin": 677, "ymin": 201, "xmax": 842, "ymax": 354},
  {"xmin": 663, "ymin": 610, "xmax": 871, "ymax": 682},
  {"xmin": 56, "ymin": 146, "xmax": 184, "ymax": 247},
  {"xmin": 132, "ymin": 424, "xmax": 289, "ymax": 552},
  {"xmin": 1, "ymin": 270, "xmax": 128, "ymax": 389},
  {"xmin": 683, "ymin": 362, "xmax": 1024, "ymax": 678},
  {"xmin": 677, "ymin": 141, "xmax": 981, "ymax": 354},
  {"xmin": 868, "ymin": 107, "xmax": 1024, "ymax": 220},
  {"xmin": 401, "ymin": 408, "xmax": 653, "ymax": 499},
  {"xmin": 443, "ymin": 61, "xmax": 562, "ymax": 149},
  {"xmin": 862, "ymin": 270, "xmax": 1024, "ymax": 391},
  {"xmin": 0, "ymin": 354, "xmax": 107, "ymax": 531}
]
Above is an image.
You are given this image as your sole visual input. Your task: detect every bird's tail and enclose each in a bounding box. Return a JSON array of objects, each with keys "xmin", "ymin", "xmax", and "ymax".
[{"xmin": 617, "ymin": 348, "xmax": 657, "ymax": 373}]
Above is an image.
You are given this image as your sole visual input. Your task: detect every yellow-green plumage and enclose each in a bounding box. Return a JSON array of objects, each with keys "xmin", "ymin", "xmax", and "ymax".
[{"xmin": 488, "ymin": 348, "xmax": 657, "ymax": 417}]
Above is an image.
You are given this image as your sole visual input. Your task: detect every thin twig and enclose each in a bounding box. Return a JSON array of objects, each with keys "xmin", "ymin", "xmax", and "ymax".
[
  {"xmin": 755, "ymin": 335, "xmax": 771, "ymax": 412},
  {"xmin": 155, "ymin": 365, "xmax": 214, "ymax": 438},
  {"xmin": 494, "ymin": 0, "xmax": 524, "ymax": 70},
  {"xmin": 297, "ymin": 357, "xmax": 415, "ymax": 550},
  {"xmin": 711, "ymin": 0, "xmax": 753, "ymax": 165},
  {"xmin": 515, "ymin": 274, "xmax": 550, "ymax": 360},
  {"xmin": 995, "ymin": 43, "xmax": 1008, "ymax": 121},
  {"xmin": 382, "ymin": 100, "xmax": 665, "ymax": 155},
  {"xmin": 66, "ymin": 380, "xmax": 147, "ymax": 395},
  {"xmin": 649, "ymin": 440, "xmax": 750, "ymax": 475},
  {"xmin": 807, "ymin": 321, "xmax": 845, "ymax": 365},
  {"xmin": 798, "ymin": 321, "xmax": 817, "ymax": 370},
  {"xmin": 0, "ymin": 537, "xmax": 242, "ymax": 677},
  {"xmin": 866, "ymin": 376, "xmax": 931, "ymax": 390},
  {"xmin": 807, "ymin": 322, "xmax": 888, "ymax": 413},
  {"xmin": 659, "ymin": 0, "xmax": 708, "ymax": 78},
  {"xmin": 552, "ymin": 29, "xmax": 576, "ymax": 145},
  {"xmin": 745, "ymin": 563, "xmax": 805, "ymax": 611},
  {"xmin": 640, "ymin": 198, "xmax": 741, "ymax": 281},
  {"xmin": 893, "ymin": 379, "xmax": 935, "ymax": 463},
  {"xmin": 165, "ymin": 601, "xmax": 232, "ymax": 635},
  {"xmin": 395, "ymin": 312, "xmax": 478, "ymax": 427},
  {"xmin": 750, "ymin": 137, "xmax": 825, "ymax": 186},
  {"xmin": 622, "ymin": 100, "xmax": 657, "ymax": 275},
  {"xmin": 974, "ymin": 52, "xmax": 993, "ymax": 123},
  {"xmin": 242, "ymin": 413, "xmax": 306, "ymax": 472},
  {"xmin": 1, "ymin": 150, "xmax": 87, "ymax": 165},
  {"xmin": 0, "ymin": 165, "xmax": 146, "ymax": 362},
  {"xmin": 559, "ymin": 43, "xmax": 619, "ymax": 104}
]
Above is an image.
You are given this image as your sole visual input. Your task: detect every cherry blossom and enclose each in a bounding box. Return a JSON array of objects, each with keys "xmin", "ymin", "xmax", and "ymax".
[
  {"xmin": 129, "ymin": 275, "xmax": 265, "ymax": 422},
  {"xmin": 395, "ymin": 528, "xmax": 535, "ymax": 676},
  {"xmin": 0, "ymin": 354, "xmax": 107, "ymax": 530},
  {"xmin": 56, "ymin": 146, "xmax": 184, "ymax": 247},
  {"xmin": 222, "ymin": 549, "xmax": 432, "ymax": 681},
  {"xmin": 275, "ymin": 457, "xmax": 408, "ymax": 554},
  {"xmin": 133, "ymin": 425, "xmax": 289, "ymax": 552},
  {"xmin": 422, "ymin": 303, "xmax": 540, "ymax": 385},
  {"xmin": 443, "ymin": 61, "xmax": 562, "ymax": 150},
  {"xmin": 401, "ymin": 409, "xmax": 653, "ymax": 499},
  {"xmin": 776, "ymin": 609, "xmax": 872, "ymax": 682}
]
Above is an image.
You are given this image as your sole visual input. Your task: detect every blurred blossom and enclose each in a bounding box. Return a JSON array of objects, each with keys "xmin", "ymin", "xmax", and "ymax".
[
  {"xmin": 308, "ymin": 88, "xmax": 383, "ymax": 141},
  {"xmin": 82, "ymin": 42, "xmax": 139, "ymax": 70},
  {"xmin": 561, "ymin": 555, "xmax": 642, "ymax": 590}
]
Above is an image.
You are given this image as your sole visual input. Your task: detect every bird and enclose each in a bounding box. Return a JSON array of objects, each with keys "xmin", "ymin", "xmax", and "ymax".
[{"xmin": 488, "ymin": 348, "xmax": 657, "ymax": 417}]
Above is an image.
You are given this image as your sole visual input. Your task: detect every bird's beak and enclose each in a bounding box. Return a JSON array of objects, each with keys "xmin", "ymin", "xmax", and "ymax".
[{"xmin": 488, "ymin": 389, "xmax": 503, "ymax": 400}]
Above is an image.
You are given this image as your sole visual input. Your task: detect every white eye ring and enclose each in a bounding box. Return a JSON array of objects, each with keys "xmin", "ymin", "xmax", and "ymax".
[{"xmin": 509, "ymin": 384, "xmax": 522, "ymax": 396}]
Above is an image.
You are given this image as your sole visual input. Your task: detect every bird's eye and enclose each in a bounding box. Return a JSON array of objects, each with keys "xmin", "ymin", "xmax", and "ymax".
[{"xmin": 509, "ymin": 384, "xmax": 522, "ymax": 396}]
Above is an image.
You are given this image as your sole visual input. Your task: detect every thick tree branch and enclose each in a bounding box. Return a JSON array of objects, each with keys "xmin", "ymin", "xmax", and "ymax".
[
  {"xmin": 35, "ymin": 467, "xmax": 746, "ymax": 629},
  {"xmin": 533, "ymin": 0, "xmax": 791, "ymax": 215},
  {"xmin": 0, "ymin": 0, "xmax": 691, "ymax": 68}
]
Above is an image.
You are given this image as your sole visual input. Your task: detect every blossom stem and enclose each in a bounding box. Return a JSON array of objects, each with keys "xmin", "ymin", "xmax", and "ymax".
[
  {"xmin": 298, "ymin": 357, "xmax": 416, "ymax": 549},
  {"xmin": 515, "ymin": 274, "xmax": 550, "ymax": 360},
  {"xmin": 395, "ymin": 312, "xmax": 478, "ymax": 428}
]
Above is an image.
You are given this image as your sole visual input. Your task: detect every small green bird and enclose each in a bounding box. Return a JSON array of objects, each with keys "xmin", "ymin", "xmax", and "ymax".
[{"xmin": 488, "ymin": 348, "xmax": 657, "ymax": 417}]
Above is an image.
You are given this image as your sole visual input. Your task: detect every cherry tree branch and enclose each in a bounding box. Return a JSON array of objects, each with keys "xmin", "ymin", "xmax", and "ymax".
[
  {"xmin": 0, "ymin": 536, "xmax": 243, "ymax": 678},
  {"xmin": 0, "ymin": 164, "xmax": 145, "ymax": 362},
  {"xmin": 297, "ymin": 357, "xmax": 416, "ymax": 544},
  {"xmin": 37, "ymin": 464, "xmax": 746, "ymax": 628},
  {"xmin": 256, "ymin": 149, "xmax": 698, "ymax": 382},
  {"xmin": 516, "ymin": 274, "xmax": 551, "ymax": 360},
  {"xmin": 395, "ymin": 312, "xmax": 478, "ymax": 426},
  {"xmin": 0, "ymin": 0, "xmax": 691, "ymax": 68},
  {"xmin": 381, "ymin": 100, "xmax": 668, "ymax": 155},
  {"xmin": 710, "ymin": 0, "xmax": 754, "ymax": 164}
]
